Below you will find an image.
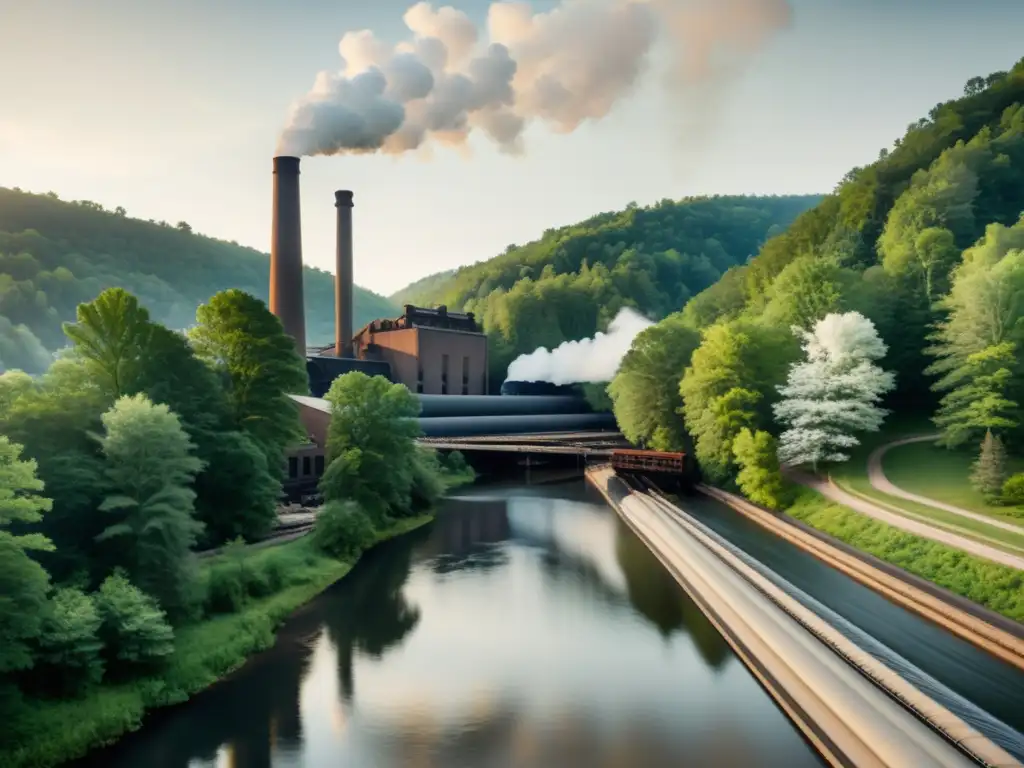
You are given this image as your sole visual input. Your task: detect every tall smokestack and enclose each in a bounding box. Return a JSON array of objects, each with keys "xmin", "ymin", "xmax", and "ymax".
[
  {"xmin": 334, "ymin": 190, "xmax": 354, "ymax": 358},
  {"xmin": 270, "ymin": 156, "xmax": 306, "ymax": 355}
]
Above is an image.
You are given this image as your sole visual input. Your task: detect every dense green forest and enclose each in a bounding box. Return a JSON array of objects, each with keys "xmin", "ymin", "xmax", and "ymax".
[
  {"xmin": 390, "ymin": 194, "xmax": 821, "ymax": 383},
  {"xmin": 609, "ymin": 56, "xmax": 1024, "ymax": 502},
  {"xmin": 0, "ymin": 187, "xmax": 397, "ymax": 373},
  {"xmin": 0, "ymin": 285, "xmax": 469, "ymax": 767}
]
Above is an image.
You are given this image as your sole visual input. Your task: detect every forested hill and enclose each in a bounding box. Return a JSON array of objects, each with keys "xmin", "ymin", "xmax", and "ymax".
[
  {"xmin": 605, "ymin": 56, "xmax": 1024, "ymax": 482},
  {"xmin": 0, "ymin": 187, "xmax": 397, "ymax": 373},
  {"xmin": 675, "ymin": 56, "xmax": 1024, "ymax": 397},
  {"xmin": 391, "ymin": 194, "xmax": 821, "ymax": 382}
]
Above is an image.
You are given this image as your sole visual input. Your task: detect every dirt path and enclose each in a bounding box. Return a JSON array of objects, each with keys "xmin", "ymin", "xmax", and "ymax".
[
  {"xmin": 868, "ymin": 435, "xmax": 1024, "ymax": 537},
  {"xmin": 788, "ymin": 469, "xmax": 1024, "ymax": 571}
]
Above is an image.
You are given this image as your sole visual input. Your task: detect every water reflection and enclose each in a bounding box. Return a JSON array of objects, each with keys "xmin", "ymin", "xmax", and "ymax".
[
  {"xmin": 321, "ymin": 537, "xmax": 424, "ymax": 703},
  {"xmin": 76, "ymin": 481, "xmax": 821, "ymax": 768}
]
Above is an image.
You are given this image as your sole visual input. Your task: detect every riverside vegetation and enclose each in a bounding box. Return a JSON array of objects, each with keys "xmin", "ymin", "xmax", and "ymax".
[
  {"xmin": 392, "ymin": 58, "xmax": 1024, "ymax": 618},
  {"xmin": 0, "ymin": 287, "xmax": 472, "ymax": 768},
  {"xmin": 597, "ymin": 58, "xmax": 1024, "ymax": 620}
]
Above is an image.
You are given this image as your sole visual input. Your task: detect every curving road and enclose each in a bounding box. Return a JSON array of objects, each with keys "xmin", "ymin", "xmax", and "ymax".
[
  {"xmin": 788, "ymin": 469, "xmax": 1024, "ymax": 571},
  {"xmin": 868, "ymin": 435, "xmax": 1024, "ymax": 537}
]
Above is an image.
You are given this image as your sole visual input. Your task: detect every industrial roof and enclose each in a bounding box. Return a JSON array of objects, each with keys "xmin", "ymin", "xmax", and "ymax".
[{"xmin": 289, "ymin": 394, "xmax": 332, "ymax": 414}]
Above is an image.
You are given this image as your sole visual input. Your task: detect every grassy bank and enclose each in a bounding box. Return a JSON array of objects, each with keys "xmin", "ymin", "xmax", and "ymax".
[
  {"xmin": 1, "ymin": 515, "xmax": 433, "ymax": 768},
  {"xmin": 785, "ymin": 488, "xmax": 1024, "ymax": 623},
  {"xmin": 882, "ymin": 440, "xmax": 1024, "ymax": 520},
  {"xmin": 826, "ymin": 418, "xmax": 1024, "ymax": 550}
]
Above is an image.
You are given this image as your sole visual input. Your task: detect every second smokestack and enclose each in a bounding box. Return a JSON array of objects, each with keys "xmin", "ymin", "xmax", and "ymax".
[{"xmin": 335, "ymin": 190, "xmax": 354, "ymax": 358}]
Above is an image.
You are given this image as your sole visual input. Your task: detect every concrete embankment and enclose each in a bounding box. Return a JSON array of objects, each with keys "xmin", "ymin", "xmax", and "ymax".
[
  {"xmin": 699, "ymin": 484, "xmax": 1024, "ymax": 673},
  {"xmin": 587, "ymin": 466, "xmax": 1020, "ymax": 768}
]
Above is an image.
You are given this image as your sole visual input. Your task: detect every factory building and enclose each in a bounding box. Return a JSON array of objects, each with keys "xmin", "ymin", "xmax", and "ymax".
[
  {"xmin": 268, "ymin": 155, "xmax": 489, "ymax": 398},
  {"xmin": 266, "ymin": 154, "xmax": 610, "ymax": 498},
  {"xmin": 350, "ymin": 304, "xmax": 488, "ymax": 395}
]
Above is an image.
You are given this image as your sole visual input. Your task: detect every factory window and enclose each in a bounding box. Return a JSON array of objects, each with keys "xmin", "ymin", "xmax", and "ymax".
[
  {"xmin": 441, "ymin": 354, "xmax": 449, "ymax": 395},
  {"xmin": 288, "ymin": 456, "xmax": 298, "ymax": 479},
  {"xmin": 481, "ymin": 372, "xmax": 487, "ymax": 395},
  {"xmin": 462, "ymin": 356, "xmax": 470, "ymax": 395},
  {"xmin": 315, "ymin": 454, "xmax": 325, "ymax": 476},
  {"xmin": 417, "ymin": 363, "xmax": 424, "ymax": 394},
  {"xmin": 302, "ymin": 455, "xmax": 311, "ymax": 477}
]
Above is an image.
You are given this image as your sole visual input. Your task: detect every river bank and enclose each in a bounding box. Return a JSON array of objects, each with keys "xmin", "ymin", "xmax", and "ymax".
[
  {"xmin": 58, "ymin": 479, "xmax": 825, "ymax": 768},
  {"xmin": 1, "ymin": 515, "xmax": 434, "ymax": 768}
]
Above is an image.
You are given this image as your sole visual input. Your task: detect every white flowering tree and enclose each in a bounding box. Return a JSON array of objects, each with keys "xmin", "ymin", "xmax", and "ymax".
[{"xmin": 773, "ymin": 312, "xmax": 896, "ymax": 470}]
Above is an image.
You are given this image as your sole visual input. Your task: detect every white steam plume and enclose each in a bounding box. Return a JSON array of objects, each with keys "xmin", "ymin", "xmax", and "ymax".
[
  {"xmin": 277, "ymin": 0, "xmax": 792, "ymax": 157},
  {"xmin": 505, "ymin": 307, "xmax": 654, "ymax": 385}
]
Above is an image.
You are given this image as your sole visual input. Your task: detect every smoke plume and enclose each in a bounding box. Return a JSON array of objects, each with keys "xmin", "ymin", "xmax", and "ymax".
[
  {"xmin": 277, "ymin": 0, "xmax": 792, "ymax": 157},
  {"xmin": 505, "ymin": 307, "xmax": 654, "ymax": 385}
]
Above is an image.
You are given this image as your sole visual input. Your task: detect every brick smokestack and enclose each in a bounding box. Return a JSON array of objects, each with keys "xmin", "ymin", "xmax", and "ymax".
[
  {"xmin": 334, "ymin": 190, "xmax": 354, "ymax": 358},
  {"xmin": 270, "ymin": 156, "xmax": 306, "ymax": 355}
]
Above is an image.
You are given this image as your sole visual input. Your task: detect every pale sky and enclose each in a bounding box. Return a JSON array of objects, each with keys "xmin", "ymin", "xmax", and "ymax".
[{"xmin": 1, "ymin": 0, "xmax": 1022, "ymax": 297}]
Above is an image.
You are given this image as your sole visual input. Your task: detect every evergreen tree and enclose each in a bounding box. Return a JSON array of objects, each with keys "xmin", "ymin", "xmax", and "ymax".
[{"xmin": 970, "ymin": 429, "xmax": 1008, "ymax": 501}]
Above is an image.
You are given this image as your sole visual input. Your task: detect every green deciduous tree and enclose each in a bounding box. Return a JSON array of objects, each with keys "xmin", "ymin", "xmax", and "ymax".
[
  {"xmin": 688, "ymin": 387, "xmax": 761, "ymax": 484},
  {"xmin": 188, "ymin": 289, "xmax": 308, "ymax": 465},
  {"xmin": 1002, "ymin": 473, "xmax": 1024, "ymax": 507},
  {"xmin": 732, "ymin": 428, "xmax": 789, "ymax": 510},
  {"xmin": 927, "ymin": 219, "xmax": 1024, "ymax": 448},
  {"xmin": 95, "ymin": 571, "xmax": 175, "ymax": 668},
  {"xmin": 95, "ymin": 394, "xmax": 204, "ymax": 619},
  {"xmin": 320, "ymin": 372, "xmax": 422, "ymax": 520},
  {"xmin": 679, "ymin": 319, "xmax": 796, "ymax": 481},
  {"xmin": 971, "ymin": 430, "xmax": 1009, "ymax": 502},
  {"xmin": 62, "ymin": 288, "xmax": 152, "ymax": 399},
  {"xmin": 0, "ymin": 359, "xmax": 108, "ymax": 582},
  {"xmin": 762, "ymin": 255, "xmax": 857, "ymax": 329},
  {"xmin": 608, "ymin": 313, "xmax": 701, "ymax": 451},
  {"xmin": 313, "ymin": 500, "xmax": 376, "ymax": 561},
  {"xmin": 0, "ymin": 436, "xmax": 53, "ymax": 676},
  {"xmin": 34, "ymin": 587, "xmax": 104, "ymax": 694},
  {"xmin": 137, "ymin": 323, "xmax": 280, "ymax": 546},
  {"xmin": 931, "ymin": 342, "xmax": 1019, "ymax": 448}
]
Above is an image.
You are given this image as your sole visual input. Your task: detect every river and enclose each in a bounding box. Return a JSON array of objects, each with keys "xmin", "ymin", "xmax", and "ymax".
[{"xmin": 76, "ymin": 480, "xmax": 823, "ymax": 768}]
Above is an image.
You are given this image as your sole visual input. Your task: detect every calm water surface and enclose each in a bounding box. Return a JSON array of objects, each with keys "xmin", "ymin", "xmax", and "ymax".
[{"xmin": 81, "ymin": 481, "xmax": 822, "ymax": 768}]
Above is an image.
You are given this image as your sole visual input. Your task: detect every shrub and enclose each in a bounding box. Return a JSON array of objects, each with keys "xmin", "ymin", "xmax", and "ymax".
[
  {"xmin": 409, "ymin": 449, "xmax": 445, "ymax": 515},
  {"xmin": 1002, "ymin": 473, "xmax": 1024, "ymax": 511},
  {"xmin": 313, "ymin": 501, "xmax": 375, "ymax": 560},
  {"xmin": 242, "ymin": 565, "xmax": 273, "ymax": 598},
  {"xmin": 732, "ymin": 428, "xmax": 791, "ymax": 511},
  {"xmin": 205, "ymin": 566, "xmax": 246, "ymax": 614},
  {"xmin": 260, "ymin": 555, "xmax": 288, "ymax": 592},
  {"xmin": 34, "ymin": 588, "xmax": 104, "ymax": 695},
  {"xmin": 95, "ymin": 572, "xmax": 175, "ymax": 669},
  {"xmin": 444, "ymin": 450, "xmax": 468, "ymax": 474}
]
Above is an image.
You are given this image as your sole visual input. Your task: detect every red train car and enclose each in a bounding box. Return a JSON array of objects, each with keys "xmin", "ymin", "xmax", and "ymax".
[{"xmin": 610, "ymin": 449, "xmax": 698, "ymax": 489}]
